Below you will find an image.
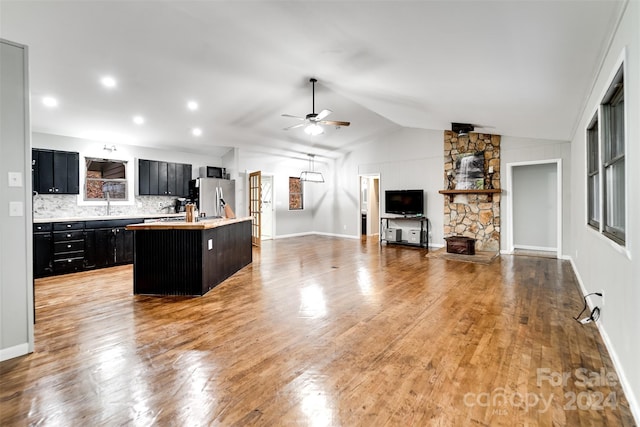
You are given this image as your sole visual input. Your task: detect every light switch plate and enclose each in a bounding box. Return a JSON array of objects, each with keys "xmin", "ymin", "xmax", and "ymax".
[
  {"xmin": 8, "ymin": 172, "xmax": 23, "ymax": 187},
  {"xmin": 9, "ymin": 201, "xmax": 24, "ymax": 217}
]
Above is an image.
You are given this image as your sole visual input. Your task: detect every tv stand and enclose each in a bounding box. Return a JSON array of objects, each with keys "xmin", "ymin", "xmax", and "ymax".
[{"xmin": 380, "ymin": 216, "xmax": 429, "ymax": 251}]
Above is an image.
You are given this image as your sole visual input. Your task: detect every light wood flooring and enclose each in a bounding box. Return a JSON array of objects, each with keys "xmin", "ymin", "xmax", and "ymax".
[{"xmin": 0, "ymin": 236, "xmax": 635, "ymax": 426}]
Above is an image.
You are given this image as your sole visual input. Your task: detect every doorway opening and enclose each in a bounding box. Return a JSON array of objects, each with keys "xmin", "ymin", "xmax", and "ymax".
[
  {"xmin": 359, "ymin": 174, "xmax": 380, "ymax": 240},
  {"xmin": 506, "ymin": 159, "xmax": 562, "ymax": 259}
]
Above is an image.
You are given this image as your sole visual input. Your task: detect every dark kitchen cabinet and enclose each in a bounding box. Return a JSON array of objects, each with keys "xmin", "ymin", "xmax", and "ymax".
[
  {"xmin": 84, "ymin": 219, "xmax": 137, "ymax": 269},
  {"xmin": 33, "ymin": 223, "xmax": 53, "ymax": 278},
  {"xmin": 52, "ymin": 221, "xmax": 85, "ymax": 274},
  {"xmin": 138, "ymin": 159, "xmax": 191, "ymax": 196},
  {"xmin": 32, "ymin": 149, "xmax": 79, "ymax": 194}
]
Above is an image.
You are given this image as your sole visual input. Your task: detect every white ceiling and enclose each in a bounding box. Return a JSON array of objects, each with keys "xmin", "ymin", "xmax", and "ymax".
[{"xmin": 0, "ymin": 1, "xmax": 625, "ymax": 160}]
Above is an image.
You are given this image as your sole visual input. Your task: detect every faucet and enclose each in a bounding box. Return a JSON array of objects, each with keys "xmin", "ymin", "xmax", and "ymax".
[{"xmin": 106, "ymin": 192, "xmax": 111, "ymax": 216}]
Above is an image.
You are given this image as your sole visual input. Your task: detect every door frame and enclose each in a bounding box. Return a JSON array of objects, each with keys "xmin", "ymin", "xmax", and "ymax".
[
  {"xmin": 358, "ymin": 173, "xmax": 380, "ymax": 237},
  {"xmin": 260, "ymin": 173, "xmax": 275, "ymax": 240},
  {"xmin": 506, "ymin": 158, "xmax": 563, "ymax": 258},
  {"xmin": 248, "ymin": 171, "xmax": 262, "ymax": 247}
]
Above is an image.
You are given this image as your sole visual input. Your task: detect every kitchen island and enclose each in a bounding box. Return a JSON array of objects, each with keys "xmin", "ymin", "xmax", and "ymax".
[{"xmin": 126, "ymin": 217, "xmax": 252, "ymax": 296}]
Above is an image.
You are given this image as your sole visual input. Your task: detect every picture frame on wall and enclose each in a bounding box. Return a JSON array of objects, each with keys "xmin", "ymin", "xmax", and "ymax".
[{"xmin": 455, "ymin": 151, "xmax": 485, "ymax": 190}]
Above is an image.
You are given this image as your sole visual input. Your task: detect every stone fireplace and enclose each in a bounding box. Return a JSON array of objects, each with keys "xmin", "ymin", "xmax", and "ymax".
[{"xmin": 443, "ymin": 131, "xmax": 500, "ymax": 252}]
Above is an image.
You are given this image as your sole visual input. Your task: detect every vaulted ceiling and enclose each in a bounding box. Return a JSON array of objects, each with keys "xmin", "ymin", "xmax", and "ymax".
[{"xmin": 0, "ymin": 1, "xmax": 625, "ymax": 160}]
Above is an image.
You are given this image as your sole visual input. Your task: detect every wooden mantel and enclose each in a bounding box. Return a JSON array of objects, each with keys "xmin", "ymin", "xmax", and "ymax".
[{"xmin": 439, "ymin": 189, "xmax": 502, "ymax": 202}]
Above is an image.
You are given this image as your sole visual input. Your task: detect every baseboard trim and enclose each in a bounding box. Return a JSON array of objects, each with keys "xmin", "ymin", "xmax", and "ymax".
[
  {"xmin": 568, "ymin": 256, "xmax": 640, "ymax": 425},
  {"xmin": 0, "ymin": 342, "xmax": 30, "ymax": 362}
]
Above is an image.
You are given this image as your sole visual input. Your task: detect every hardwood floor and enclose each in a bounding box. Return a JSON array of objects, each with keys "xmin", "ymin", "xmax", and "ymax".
[{"xmin": 1, "ymin": 236, "xmax": 635, "ymax": 426}]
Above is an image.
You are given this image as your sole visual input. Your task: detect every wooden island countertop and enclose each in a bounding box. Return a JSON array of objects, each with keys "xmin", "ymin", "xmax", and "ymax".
[{"xmin": 126, "ymin": 216, "xmax": 252, "ymax": 231}]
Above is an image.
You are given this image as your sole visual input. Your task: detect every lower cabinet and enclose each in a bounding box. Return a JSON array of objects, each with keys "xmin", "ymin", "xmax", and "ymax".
[
  {"xmin": 34, "ymin": 218, "xmax": 139, "ymax": 277},
  {"xmin": 33, "ymin": 229, "xmax": 53, "ymax": 278},
  {"xmin": 84, "ymin": 220, "xmax": 137, "ymax": 269}
]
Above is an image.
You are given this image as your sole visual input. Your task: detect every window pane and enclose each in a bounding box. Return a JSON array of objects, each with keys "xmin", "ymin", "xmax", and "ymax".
[
  {"xmin": 605, "ymin": 160, "xmax": 624, "ymax": 234},
  {"xmin": 587, "ymin": 120, "xmax": 598, "ymax": 173},
  {"xmin": 85, "ymin": 179, "xmax": 127, "ymax": 200},
  {"xmin": 588, "ymin": 175, "xmax": 599, "ymax": 225},
  {"xmin": 289, "ymin": 177, "xmax": 303, "ymax": 210},
  {"xmin": 84, "ymin": 157, "xmax": 128, "ymax": 201}
]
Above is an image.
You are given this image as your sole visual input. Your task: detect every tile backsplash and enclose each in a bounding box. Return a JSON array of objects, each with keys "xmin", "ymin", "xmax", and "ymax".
[{"xmin": 33, "ymin": 195, "xmax": 179, "ymax": 219}]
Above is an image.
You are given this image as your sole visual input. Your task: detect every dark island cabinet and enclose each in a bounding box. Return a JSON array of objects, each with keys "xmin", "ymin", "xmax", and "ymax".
[
  {"xmin": 131, "ymin": 219, "xmax": 252, "ymax": 296},
  {"xmin": 138, "ymin": 159, "xmax": 191, "ymax": 196},
  {"xmin": 32, "ymin": 149, "xmax": 79, "ymax": 195}
]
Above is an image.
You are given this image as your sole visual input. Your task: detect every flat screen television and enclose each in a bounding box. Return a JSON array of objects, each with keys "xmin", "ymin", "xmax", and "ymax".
[{"xmin": 385, "ymin": 190, "xmax": 424, "ymax": 216}]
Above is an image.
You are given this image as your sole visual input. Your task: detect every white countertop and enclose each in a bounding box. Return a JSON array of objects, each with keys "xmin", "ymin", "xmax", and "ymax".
[{"xmin": 34, "ymin": 213, "xmax": 186, "ymax": 223}]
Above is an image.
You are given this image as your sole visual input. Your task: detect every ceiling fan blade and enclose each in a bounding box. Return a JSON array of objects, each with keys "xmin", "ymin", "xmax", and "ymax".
[
  {"xmin": 282, "ymin": 114, "xmax": 305, "ymax": 120},
  {"xmin": 315, "ymin": 109, "xmax": 332, "ymax": 121},
  {"xmin": 283, "ymin": 123, "xmax": 306, "ymax": 131},
  {"xmin": 319, "ymin": 120, "xmax": 350, "ymax": 127}
]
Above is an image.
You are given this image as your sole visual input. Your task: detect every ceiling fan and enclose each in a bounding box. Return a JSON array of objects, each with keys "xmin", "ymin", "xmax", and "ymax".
[{"xmin": 282, "ymin": 78, "xmax": 351, "ymax": 136}]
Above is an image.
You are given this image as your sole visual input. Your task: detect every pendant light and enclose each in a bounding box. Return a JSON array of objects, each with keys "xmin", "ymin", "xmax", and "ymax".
[{"xmin": 300, "ymin": 154, "xmax": 324, "ymax": 183}]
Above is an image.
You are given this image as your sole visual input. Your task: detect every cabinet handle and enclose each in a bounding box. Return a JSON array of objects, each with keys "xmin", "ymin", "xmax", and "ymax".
[
  {"xmin": 66, "ymin": 224, "xmax": 72, "ymax": 228},
  {"xmin": 55, "ymin": 188, "xmax": 59, "ymax": 192},
  {"xmin": 67, "ymin": 244, "xmax": 72, "ymax": 248},
  {"xmin": 67, "ymin": 259, "xmax": 72, "ymax": 263},
  {"xmin": 66, "ymin": 234, "xmax": 71, "ymax": 238}
]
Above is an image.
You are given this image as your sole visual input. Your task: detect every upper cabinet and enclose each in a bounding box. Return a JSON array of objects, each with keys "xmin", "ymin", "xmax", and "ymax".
[
  {"xmin": 138, "ymin": 159, "xmax": 191, "ymax": 196},
  {"xmin": 32, "ymin": 149, "xmax": 79, "ymax": 195}
]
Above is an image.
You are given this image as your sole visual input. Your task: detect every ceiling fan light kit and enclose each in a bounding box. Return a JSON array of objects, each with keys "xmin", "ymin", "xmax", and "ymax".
[{"xmin": 283, "ymin": 78, "xmax": 351, "ymax": 135}]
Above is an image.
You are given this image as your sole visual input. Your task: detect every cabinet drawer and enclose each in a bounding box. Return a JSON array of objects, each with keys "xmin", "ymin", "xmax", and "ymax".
[
  {"xmin": 53, "ymin": 257, "xmax": 84, "ymax": 273},
  {"xmin": 54, "ymin": 240, "xmax": 84, "ymax": 254},
  {"xmin": 53, "ymin": 250, "xmax": 84, "ymax": 261},
  {"xmin": 53, "ymin": 221, "xmax": 84, "ymax": 231},
  {"xmin": 33, "ymin": 223, "xmax": 52, "ymax": 232},
  {"xmin": 53, "ymin": 230, "xmax": 85, "ymax": 241}
]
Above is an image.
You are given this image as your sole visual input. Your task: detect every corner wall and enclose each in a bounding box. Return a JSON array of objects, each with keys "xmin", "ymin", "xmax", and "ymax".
[
  {"xmin": 0, "ymin": 39, "xmax": 33, "ymax": 360},
  {"xmin": 569, "ymin": 0, "xmax": 640, "ymax": 421}
]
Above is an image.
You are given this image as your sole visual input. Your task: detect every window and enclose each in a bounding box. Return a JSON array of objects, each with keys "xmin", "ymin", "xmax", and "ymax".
[
  {"xmin": 289, "ymin": 177, "xmax": 303, "ymax": 210},
  {"xmin": 601, "ymin": 66, "xmax": 625, "ymax": 244},
  {"xmin": 587, "ymin": 114, "xmax": 599, "ymax": 228},
  {"xmin": 587, "ymin": 64, "xmax": 625, "ymax": 245},
  {"xmin": 84, "ymin": 158, "xmax": 128, "ymax": 201}
]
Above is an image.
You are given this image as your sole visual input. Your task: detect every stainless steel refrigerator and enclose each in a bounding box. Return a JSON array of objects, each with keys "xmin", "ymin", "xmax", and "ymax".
[{"xmin": 191, "ymin": 178, "xmax": 235, "ymax": 218}]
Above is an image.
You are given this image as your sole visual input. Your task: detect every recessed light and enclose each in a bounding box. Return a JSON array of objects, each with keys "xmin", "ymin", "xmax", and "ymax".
[
  {"xmin": 101, "ymin": 76, "xmax": 117, "ymax": 88},
  {"xmin": 42, "ymin": 96, "xmax": 58, "ymax": 107},
  {"xmin": 192, "ymin": 128, "xmax": 202, "ymax": 136},
  {"xmin": 187, "ymin": 101, "xmax": 199, "ymax": 111},
  {"xmin": 133, "ymin": 115, "xmax": 145, "ymax": 125}
]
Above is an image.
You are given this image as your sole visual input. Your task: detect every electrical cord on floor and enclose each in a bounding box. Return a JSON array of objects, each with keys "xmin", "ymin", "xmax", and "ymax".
[{"xmin": 574, "ymin": 292, "xmax": 602, "ymax": 324}]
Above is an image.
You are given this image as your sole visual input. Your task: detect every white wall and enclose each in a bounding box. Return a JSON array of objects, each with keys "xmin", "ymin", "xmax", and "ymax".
[
  {"xmin": 0, "ymin": 39, "xmax": 33, "ymax": 361},
  {"xmin": 317, "ymin": 127, "xmax": 445, "ymax": 245},
  {"xmin": 569, "ymin": 0, "xmax": 640, "ymax": 420},
  {"xmin": 237, "ymin": 152, "xmax": 316, "ymax": 237},
  {"xmin": 501, "ymin": 136, "xmax": 571, "ymax": 253}
]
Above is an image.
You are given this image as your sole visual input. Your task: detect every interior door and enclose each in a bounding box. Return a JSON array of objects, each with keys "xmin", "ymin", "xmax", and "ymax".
[{"xmin": 249, "ymin": 171, "xmax": 262, "ymax": 247}]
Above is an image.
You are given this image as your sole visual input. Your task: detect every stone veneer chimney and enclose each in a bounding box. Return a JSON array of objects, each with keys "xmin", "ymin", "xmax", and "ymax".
[{"xmin": 443, "ymin": 131, "xmax": 500, "ymax": 251}]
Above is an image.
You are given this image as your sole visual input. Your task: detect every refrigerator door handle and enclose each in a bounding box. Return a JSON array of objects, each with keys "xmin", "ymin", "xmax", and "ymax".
[{"xmin": 215, "ymin": 187, "xmax": 220, "ymax": 216}]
